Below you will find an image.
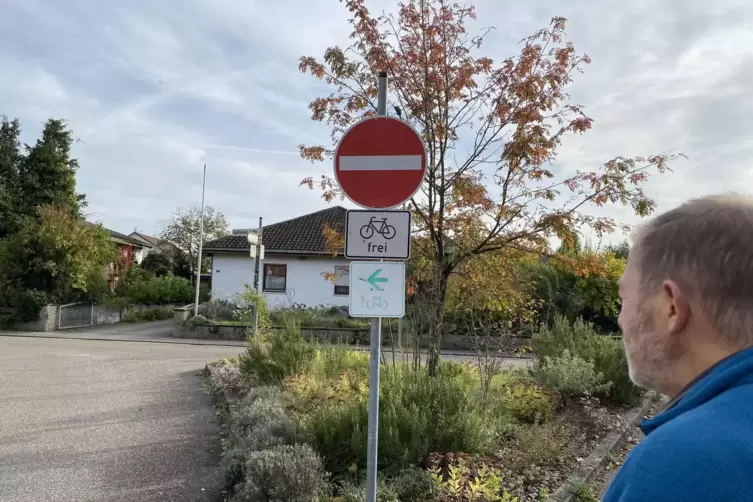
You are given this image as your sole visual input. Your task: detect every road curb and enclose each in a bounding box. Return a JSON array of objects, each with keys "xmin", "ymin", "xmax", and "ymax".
[
  {"xmin": 0, "ymin": 332, "xmax": 246, "ymax": 347},
  {"xmin": 548, "ymin": 391, "xmax": 657, "ymax": 502},
  {"xmin": 0, "ymin": 332, "xmax": 533, "ymax": 359}
]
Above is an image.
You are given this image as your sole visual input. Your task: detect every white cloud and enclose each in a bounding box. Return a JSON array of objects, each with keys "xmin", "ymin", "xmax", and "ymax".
[{"xmin": 1, "ymin": 0, "xmax": 751, "ymax": 246}]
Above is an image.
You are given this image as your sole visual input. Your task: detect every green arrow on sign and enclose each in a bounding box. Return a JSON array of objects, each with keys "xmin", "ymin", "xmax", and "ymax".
[{"xmin": 368, "ymin": 269, "xmax": 388, "ymax": 291}]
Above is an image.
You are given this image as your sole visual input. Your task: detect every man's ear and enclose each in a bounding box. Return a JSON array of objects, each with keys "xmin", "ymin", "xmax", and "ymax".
[{"xmin": 663, "ymin": 279, "xmax": 690, "ymax": 334}]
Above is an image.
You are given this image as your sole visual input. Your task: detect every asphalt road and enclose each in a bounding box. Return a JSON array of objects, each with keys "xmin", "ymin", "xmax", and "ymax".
[
  {"xmin": 0, "ymin": 321, "xmax": 530, "ymax": 368},
  {"xmin": 0, "ymin": 322, "xmax": 528, "ymax": 501},
  {"xmin": 0, "ymin": 336, "xmax": 241, "ymax": 502}
]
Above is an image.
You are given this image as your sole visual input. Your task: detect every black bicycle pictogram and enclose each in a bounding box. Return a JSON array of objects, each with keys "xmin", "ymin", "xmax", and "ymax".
[{"xmin": 360, "ymin": 217, "xmax": 396, "ymax": 240}]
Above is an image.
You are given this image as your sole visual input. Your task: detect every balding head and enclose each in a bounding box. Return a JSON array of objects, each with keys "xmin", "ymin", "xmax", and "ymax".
[{"xmin": 630, "ymin": 193, "xmax": 753, "ymax": 347}]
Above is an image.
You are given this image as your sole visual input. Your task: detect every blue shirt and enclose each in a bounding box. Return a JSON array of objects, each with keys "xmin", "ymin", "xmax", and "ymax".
[{"xmin": 603, "ymin": 346, "xmax": 753, "ymax": 502}]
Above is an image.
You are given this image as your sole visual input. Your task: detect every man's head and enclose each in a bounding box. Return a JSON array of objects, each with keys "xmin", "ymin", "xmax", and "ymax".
[{"xmin": 618, "ymin": 194, "xmax": 753, "ymax": 395}]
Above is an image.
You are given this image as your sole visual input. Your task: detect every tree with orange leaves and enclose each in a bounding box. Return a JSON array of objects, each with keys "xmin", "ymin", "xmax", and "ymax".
[{"xmin": 298, "ymin": 0, "xmax": 682, "ymax": 374}]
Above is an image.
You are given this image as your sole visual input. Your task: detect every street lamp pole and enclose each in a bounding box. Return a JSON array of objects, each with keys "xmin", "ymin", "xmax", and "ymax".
[{"xmin": 193, "ymin": 164, "xmax": 207, "ymax": 316}]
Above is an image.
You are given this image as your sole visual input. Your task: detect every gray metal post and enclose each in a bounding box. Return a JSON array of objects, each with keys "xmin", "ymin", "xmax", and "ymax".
[
  {"xmin": 253, "ymin": 217, "xmax": 263, "ymax": 333},
  {"xmin": 193, "ymin": 164, "xmax": 207, "ymax": 316},
  {"xmin": 365, "ymin": 70, "xmax": 388, "ymax": 502}
]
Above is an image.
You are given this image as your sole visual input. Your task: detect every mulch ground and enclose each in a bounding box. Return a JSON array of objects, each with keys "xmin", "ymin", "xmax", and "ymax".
[
  {"xmin": 429, "ymin": 396, "xmax": 634, "ymax": 502},
  {"xmin": 589, "ymin": 395, "xmax": 669, "ymax": 498}
]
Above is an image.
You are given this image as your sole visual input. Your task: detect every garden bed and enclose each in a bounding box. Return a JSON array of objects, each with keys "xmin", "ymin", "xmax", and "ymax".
[
  {"xmin": 588, "ymin": 395, "xmax": 669, "ymax": 499},
  {"xmin": 204, "ymin": 316, "xmax": 642, "ymax": 502}
]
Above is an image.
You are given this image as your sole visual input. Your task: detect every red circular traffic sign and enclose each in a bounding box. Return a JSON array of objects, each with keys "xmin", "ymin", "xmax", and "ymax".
[{"xmin": 334, "ymin": 116, "xmax": 427, "ymax": 209}]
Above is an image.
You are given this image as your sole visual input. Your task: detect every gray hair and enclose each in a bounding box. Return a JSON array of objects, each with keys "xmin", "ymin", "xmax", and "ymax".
[{"xmin": 631, "ymin": 193, "xmax": 753, "ymax": 346}]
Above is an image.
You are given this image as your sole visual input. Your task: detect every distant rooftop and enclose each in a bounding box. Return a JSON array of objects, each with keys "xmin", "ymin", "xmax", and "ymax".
[{"xmin": 204, "ymin": 206, "xmax": 347, "ymax": 255}]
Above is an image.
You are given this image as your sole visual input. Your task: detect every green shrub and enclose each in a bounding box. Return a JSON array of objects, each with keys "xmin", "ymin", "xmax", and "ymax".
[
  {"xmin": 232, "ymin": 444, "xmax": 328, "ymax": 502},
  {"xmin": 220, "ymin": 387, "xmax": 297, "ymax": 493},
  {"xmin": 234, "ymin": 285, "xmax": 271, "ymax": 328},
  {"xmin": 299, "ymin": 363, "xmax": 499, "ymax": 476},
  {"xmin": 389, "ymin": 468, "xmax": 435, "ymax": 501},
  {"xmin": 338, "ymin": 479, "xmax": 400, "ymax": 502},
  {"xmin": 532, "ymin": 315, "xmax": 641, "ymax": 405},
  {"xmin": 186, "ymin": 314, "xmax": 210, "ymax": 326},
  {"xmin": 498, "ymin": 379, "xmax": 557, "ymax": 423},
  {"xmin": 198, "ymin": 299, "xmax": 236, "ymax": 321},
  {"xmin": 531, "ymin": 349, "xmax": 611, "ymax": 398},
  {"xmin": 312, "ymin": 344, "xmax": 370, "ymax": 380},
  {"xmin": 115, "ymin": 274, "xmax": 193, "ymax": 305},
  {"xmin": 121, "ymin": 305, "xmax": 173, "ymax": 322},
  {"xmin": 239, "ymin": 318, "xmax": 315, "ymax": 384},
  {"xmin": 507, "ymin": 421, "xmax": 574, "ymax": 469},
  {"xmin": 335, "ymin": 469, "xmax": 435, "ymax": 501},
  {"xmin": 9, "ymin": 289, "xmax": 48, "ymax": 322},
  {"xmin": 270, "ymin": 305, "xmax": 367, "ymax": 329},
  {"xmin": 208, "ymin": 359, "xmax": 248, "ymax": 397},
  {"xmin": 243, "ymin": 385, "xmax": 283, "ymax": 405}
]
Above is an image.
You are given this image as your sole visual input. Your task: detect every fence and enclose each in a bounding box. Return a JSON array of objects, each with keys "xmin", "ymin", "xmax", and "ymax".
[{"xmin": 57, "ymin": 302, "xmax": 94, "ymax": 330}]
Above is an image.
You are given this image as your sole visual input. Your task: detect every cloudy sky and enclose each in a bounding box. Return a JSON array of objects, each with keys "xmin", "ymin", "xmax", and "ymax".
[{"xmin": 1, "ymin": 0, "xmax": 751, "ymax": 242}]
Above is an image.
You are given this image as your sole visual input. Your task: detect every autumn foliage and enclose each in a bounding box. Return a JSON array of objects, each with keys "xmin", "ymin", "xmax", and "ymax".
[{"xmin": 298, "ymin": 0, "xmax": 682, "ymax": 372}]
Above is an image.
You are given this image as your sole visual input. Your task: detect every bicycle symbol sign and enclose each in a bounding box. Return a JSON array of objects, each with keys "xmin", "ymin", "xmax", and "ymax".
[
  {"xmin": 360, "ymin": 217, "xmax": 396, "ymax": 240},
  {"xmin": 345, "ymin": 210, "xmax": 412, "ymax": 260},
  {"xmin": 361, "ymin": 296, "xmax": 389, "ymax": 310},
  {"xmin": 349, "ymin": 261, "xmax": 406, "ymax": 318}
]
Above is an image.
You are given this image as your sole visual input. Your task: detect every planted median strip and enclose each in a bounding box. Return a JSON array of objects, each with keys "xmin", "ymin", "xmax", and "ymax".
[{"xmin": 204, "ymin": 315, "xmax": 643, "ymax": 502}]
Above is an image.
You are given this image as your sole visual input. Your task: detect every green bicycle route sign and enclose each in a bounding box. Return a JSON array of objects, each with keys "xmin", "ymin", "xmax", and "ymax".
[
  {"xmin": 367, "ymin": 269, "xmax": 388, "ymax": 291},
  {"xmin": 349, "ymin": 261, "xmax": 405, "ymax": 318}
]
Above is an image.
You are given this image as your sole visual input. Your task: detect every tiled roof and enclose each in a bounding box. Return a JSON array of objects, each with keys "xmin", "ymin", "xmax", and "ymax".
[
  {"xmin": 86, "ymin": 222, "xmax": 146, "ymax": 247},
  {"xmin": 130, "ymin": 232, "xmax": 162, "ymax": 247},
  {"xmin": 204, "ymin": 206, "xmax": 347, "ymax": 255}
]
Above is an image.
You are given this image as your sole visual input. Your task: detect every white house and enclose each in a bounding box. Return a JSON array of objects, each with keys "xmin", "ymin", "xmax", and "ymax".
[{"xmin": 204, "ymin": 206, "xmax": 351, "ymax": 309}]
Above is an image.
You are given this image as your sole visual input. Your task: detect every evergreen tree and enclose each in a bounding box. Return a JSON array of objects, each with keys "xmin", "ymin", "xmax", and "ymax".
[
  {"xmin": 17, "ymin": 118, "xmax": 86, "ymax": 218},
  {"xmin": 0, "ymin": 117, "xmax": 22, "ymax": 238}
]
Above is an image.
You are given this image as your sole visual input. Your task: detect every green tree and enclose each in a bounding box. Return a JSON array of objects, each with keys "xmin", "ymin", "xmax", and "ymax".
[
  {"xmin": 17, "ymin": 119, "xmax": 86, "ymax": 218},
  {"xmin": 141, "ymin": 252, "xmax": 173, "ymax": 277},
  {"xmin": 297, "ymin": 2, "xmax": 682, "ymax": 373},
  {"xmin": 0, "ymin": 117, "xmax": 22, "ymax": 238},
  {"xmin": 0, "ymin": 205, "xmax": 116, "ymax": 303},
  {"xmin": 524, "ymin": 249, "xmax": 625, "ymax": 332},
  {"xmin": 605, "ymin": 240, "xmax": 630, "ymax": 260},
  {"xmin": 159, "ymin": 206, "xmax": 229, "ymax": 278}
]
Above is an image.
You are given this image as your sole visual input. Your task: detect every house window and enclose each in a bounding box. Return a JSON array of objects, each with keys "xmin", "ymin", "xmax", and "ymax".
[
  {"xmin": 334, "ymin": 265, "xmax": 349, "ymax": 295},
  {"xmin": 263, "ymin": 264, "xmax": 287, "ymax": 292}
]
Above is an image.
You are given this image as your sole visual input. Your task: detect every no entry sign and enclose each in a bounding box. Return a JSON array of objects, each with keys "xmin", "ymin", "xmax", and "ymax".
[{"xmin": 334, "ymin": 116, "xmax": 427, "ymax": 209}]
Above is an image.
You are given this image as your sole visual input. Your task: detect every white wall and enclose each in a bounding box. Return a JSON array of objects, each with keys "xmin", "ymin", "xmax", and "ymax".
[
  {"xmin": 133, "ymin": 247, "xmax": 149, "ymax": 265},
  {"xmin": 210, "ymin": 253, "xmax": 351, "ymax": 308}
]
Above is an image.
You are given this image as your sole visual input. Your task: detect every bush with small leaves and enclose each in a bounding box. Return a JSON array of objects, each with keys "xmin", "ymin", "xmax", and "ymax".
[
  {"xmin": 231, "ymin": 444, "xmax": 328, "ymax": 502},
  {"xmin": 508, "ymin": 421, "xmax": 575, "ymax": 469},
  {"xmin": 389, "ymin": 468, "xmax": 435, "ymax": 501},
  {"xmin": 233, "ymin": 397, "xmax": 291, "ymax": 438},
  {"xmin": 532, "ymin": 315, "xmax": 641, "ymax": 405},
  {"xmin": 115, "ymin": 273, "xmax": 194, "ymax": 305},
  {"xmin": 531, "ymin": 349, "xmax": 612, "ymax": 399},
  {"xmin": 219, "ymin": 386, "xmax": 298, "ymax": 494},
  {"xmin": 242, "ymin": 385, "xmax": 283, "ymax": 406},
  {"xmin": 208, "ymin": 359, "xmax": 247, "ymax": 397},
  {"xmin": 198, "ymin": 299, "xmax": 236, "ymax": 321},
  {"xmin": 239, "ymin": 319, "xmax": 315, "ymax": 384},
  {"xmin": 300, "ymin": 363, "xmax": 499, "ymax": 476},
  {"xmin": 337, "ymin": 479, "xmax": 400, "ymax": 502},
  {"xmin": 186, "ymin": 314, "xmax": 210, "ymax": 326},
  {"xmin": 122, "ymin": 305, "xmax": 174, "ymax": 322},
  {"xmin": 498, "ymin": 379, "xmax": 557, "ymax": 423}
]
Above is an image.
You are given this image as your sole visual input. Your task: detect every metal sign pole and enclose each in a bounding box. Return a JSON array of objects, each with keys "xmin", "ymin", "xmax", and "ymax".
[
  {"xmin": 252, "ymin": 216, "xmax": 263, "ymax": 334},
  {"xmin": 365, "ymin": 70, "xmax": 388, "ymax": 502}
]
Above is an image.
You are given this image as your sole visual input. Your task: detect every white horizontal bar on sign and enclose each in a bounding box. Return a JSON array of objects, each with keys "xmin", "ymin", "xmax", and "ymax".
[{"xmin": 339, "ymin": 155, "xmax": 422, "ymax": 171}]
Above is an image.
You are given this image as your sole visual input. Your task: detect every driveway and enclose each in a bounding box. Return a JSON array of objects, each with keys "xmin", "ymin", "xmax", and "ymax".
[{"xmin": 0, "ymin": 336, "xmax": 242, "ymax": 502}]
